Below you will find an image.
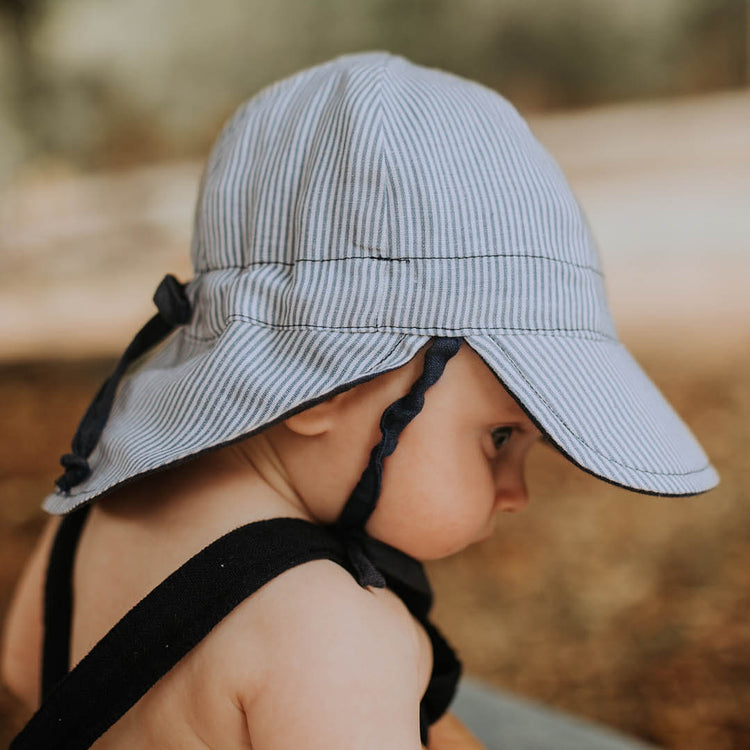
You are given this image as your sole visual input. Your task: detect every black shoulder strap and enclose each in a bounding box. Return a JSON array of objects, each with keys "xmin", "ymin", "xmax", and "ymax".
[
  {"xmin": 365, "ymin": 538, "xmax": 462, "ymax": 741},
  {"xmin": 15, "ymin": 515, "xmax": 351, "ymax": 750},
  {"xmin": 41, "ymin": 504, "xmax": 91, "ymax": 703}
]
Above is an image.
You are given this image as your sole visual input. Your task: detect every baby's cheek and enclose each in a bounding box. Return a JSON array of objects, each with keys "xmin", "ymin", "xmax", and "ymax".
[
  {"xmin": 370, "ymin": 440, "xmax": 496, "ymax": 559},
  {"xmin": 437, "ymin": 463, "xmax": 498, "ymax": 550},
  {"xmin": 374, "ymin": 478, "xmax": 494, "ymax": 560},
  {"xmin": 432, "ymin": 484, "xmax": 496, "ymax": 553}
]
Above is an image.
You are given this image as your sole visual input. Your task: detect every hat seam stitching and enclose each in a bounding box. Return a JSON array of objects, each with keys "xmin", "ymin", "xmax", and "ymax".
[
  {"xmin": 491, "ymin": 337, "xmax": 711, "ymax": 478},
  {"xmin": 192, "ymin": 253, "xmax": 602, "ymax": 275},
  {"xmin": 179, "ymin": 316, "xmax": 619, "ymax": 342}
]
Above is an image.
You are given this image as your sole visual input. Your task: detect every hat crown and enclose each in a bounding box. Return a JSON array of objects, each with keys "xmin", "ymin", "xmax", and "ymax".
[{"xmin": 191, "ymin": 50, "xmax": 600, "ymax": 273}]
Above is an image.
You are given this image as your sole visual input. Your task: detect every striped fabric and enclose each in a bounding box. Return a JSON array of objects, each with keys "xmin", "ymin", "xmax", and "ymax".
[{"xmin": 44, "ymin": 50, "xmax": 718, "ymax": 513}]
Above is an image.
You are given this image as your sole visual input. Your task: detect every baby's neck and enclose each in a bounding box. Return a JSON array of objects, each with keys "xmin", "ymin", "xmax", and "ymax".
[
  {"xmin": 95, "ymin": 437, "xmax": 316, "ymax": 530},
  {"xmin": 231, "ymin": 435, "xmax": 306, "ymax": 512}
]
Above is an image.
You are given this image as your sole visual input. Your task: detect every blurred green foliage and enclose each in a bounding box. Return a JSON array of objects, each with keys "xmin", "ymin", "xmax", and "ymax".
[{"xmin": 0, "ymin": 0, "xmax": 747, "ymax": 182}]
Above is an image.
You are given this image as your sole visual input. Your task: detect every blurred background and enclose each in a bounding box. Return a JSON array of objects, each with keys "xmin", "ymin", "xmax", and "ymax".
[{"xmin": 1, "ymin": 1, "xmax": 748, "ymax": 747}]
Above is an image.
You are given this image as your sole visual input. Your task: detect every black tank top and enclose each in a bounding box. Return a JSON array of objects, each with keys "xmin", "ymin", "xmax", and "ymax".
[{"xmin": 11, "ymin": 503, "xmax": 461, "ymax": 749}]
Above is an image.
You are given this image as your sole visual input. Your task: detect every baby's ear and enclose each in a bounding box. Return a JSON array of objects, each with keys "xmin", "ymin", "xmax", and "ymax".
[{"xmin": 281, "ymin": 391, "xmax": 353, "ymax": 437}]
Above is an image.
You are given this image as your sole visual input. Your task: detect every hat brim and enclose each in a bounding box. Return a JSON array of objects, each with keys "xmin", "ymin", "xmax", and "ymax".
[
  {"xmin": 43, "ymin": 323, "xmax": 717, "ymax": 514},
  {"xmin": 465, "ymin": 333, "xmax": 718, "ymax": 496}
]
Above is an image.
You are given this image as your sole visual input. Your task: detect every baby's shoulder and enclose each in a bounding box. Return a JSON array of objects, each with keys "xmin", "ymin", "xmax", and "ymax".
[
  {"xmin": 217, "ymin": 557, "xmax": 430, "ymax": 747},
  {"xmin": 223, "ymin": 556, "xmax": 423, "ymax": 701}
]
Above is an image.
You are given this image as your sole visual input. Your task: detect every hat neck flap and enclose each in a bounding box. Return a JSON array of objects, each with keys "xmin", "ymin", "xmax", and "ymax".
[{"xmin": 55, "ymin": 275, "xmax": 192, "ymax": 494}]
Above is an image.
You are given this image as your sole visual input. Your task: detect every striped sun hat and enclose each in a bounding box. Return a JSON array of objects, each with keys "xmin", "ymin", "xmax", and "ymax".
[{"xmin": 44, "ymin": 50, "xmax": 718, "ymax": 515}]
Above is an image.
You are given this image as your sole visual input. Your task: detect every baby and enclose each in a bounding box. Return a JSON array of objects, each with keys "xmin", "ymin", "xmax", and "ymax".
[{"xmin": 1, "ymin": 51, "xmax": 718, "ymax": 749}]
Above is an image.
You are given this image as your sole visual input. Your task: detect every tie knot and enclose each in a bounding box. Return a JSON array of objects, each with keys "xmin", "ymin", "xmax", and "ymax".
[
  {"xmin": 56, "ymin": 453, "xmax": 92, "ymax": 492},
  {"xmin": 330, "ymin": 525, "xmax": 386, "ymax": 589},
  {"xmin": 153, "ymin": 274, "xmax": 191, "ymax": 327}
]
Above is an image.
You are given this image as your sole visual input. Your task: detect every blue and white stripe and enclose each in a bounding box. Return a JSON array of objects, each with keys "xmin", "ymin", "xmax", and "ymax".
[{"xmin": 43, "ymin": 51, "xmax": 718, "ymax": 513}]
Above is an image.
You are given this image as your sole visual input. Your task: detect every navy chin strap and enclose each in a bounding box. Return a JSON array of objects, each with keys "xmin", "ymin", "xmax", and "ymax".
[
  {"xmin": 330, "ymin": 336, "xmax": 463, "ymax": 587},
  {"xmin": 55, "ymin": 274, "xmax": 191, "ymax": 494},
  {"xmin": 335, "ymin": 336, "xmax": 463, "ymax": 532}
]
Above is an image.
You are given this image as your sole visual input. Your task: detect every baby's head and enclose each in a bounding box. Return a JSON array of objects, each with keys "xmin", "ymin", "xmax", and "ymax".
[
  {"xmin": 44, "ymin": 51, "xmax": 718, "ymax": 544},
  {"xmin": 228, "ymin": 340, "xmax": 542, "ymax": 560}
]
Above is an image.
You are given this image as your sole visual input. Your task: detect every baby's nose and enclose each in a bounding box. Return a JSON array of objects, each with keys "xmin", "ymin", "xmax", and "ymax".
[
  {"xmin": 493, "ymin": 472, "xmax": 530, "ymax": 513},
  {"xmin": 494, "ymin": 490, "xmax": 529, "ymax": 513}
]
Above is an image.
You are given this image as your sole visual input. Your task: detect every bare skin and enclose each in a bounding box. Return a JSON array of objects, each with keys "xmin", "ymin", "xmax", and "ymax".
[{"xmin": 2, "ymin": 341, "xmax": 540, "ymax": 748}]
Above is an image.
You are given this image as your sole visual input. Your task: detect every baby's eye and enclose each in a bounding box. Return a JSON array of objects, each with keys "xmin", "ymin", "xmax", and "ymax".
[{"xmin": 490, "ymin": 426, "xmax": 514, "ymax": 450}]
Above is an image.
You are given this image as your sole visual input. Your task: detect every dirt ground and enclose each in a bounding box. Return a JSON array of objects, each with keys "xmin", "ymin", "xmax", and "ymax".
[{"xmin": 0, "ymin": 337, "xmax": 748, "ymax": 749}]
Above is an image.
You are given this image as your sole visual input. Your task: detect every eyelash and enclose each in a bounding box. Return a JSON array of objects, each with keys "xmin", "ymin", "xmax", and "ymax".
[
  {"xmin": 490, "ymin": 427, "xmax": 555, "ymax": 451},
  {"xmin": 490, "ymin": 426, "xmax": 514, "ymax": 450}
]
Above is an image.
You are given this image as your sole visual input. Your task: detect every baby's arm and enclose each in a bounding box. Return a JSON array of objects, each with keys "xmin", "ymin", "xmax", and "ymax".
[
  {"xmin": 1, "ymin": 515, "xmax": 61, "ymax": 711},
  {"xmin": 235, "ymin": 559, "xmax": 425, "ymax": 749}
]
